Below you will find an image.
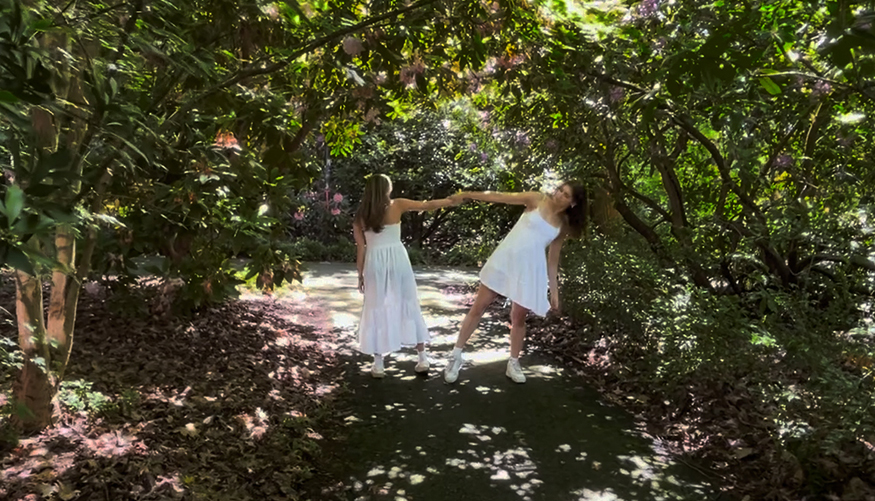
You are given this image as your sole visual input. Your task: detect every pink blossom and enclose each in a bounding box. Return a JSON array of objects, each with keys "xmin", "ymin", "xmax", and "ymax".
[
  {"xmin": 294, "ymin": 212, "xmax": 304, "ymax": 221},
  {"xmin": 333, "ymin": 193, "xmax": 344, "ymax": 203},
  {"xmin": 484, "ymin": 58, "xmax": 496, "ymax": 74},
  {"xmin": 264, "ymin": 4, "xmax": 280, "ymax": 19},
  {"xmin": 400, "ymin": 67, "xmax": 417, "ymax": 86},
  {"xmin": 609, "ymin": 86, "xmax": 624, "ymax": 103},
  {"xmin": 342, "ymin": 37, "xmax": 364, "ymax": 56},
  {"xmin": 812, "ymin": 80, "xmax": 832, "ymax": 96},
  {"xmin": 331, "ymin": 208, "xmax": 341, "ymax": 216},
  {"xmin": 775, "ymin": 154, "xmax": 793, "ymax": 168},
  {"xmin": 515, "ymin": 131, "xmax": 531, "ymax": 147},
  {"xmin": 638, "ymin": 0, "xmax": 659, "ymax": 16},
  {"xmin": 214, "ymin": 132, "xmax": 241, "ymax": 151}
]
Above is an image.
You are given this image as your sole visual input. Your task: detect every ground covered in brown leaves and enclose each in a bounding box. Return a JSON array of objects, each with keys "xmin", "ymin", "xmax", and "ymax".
[{"xmin": 0, "ymin": 278, "xmax": 344, "ymax": 501}]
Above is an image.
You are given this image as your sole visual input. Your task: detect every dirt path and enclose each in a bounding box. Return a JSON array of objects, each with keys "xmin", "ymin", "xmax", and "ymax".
[{"xmin": 296, "ymin": 263, "xmax": 720, "ymax": 501}]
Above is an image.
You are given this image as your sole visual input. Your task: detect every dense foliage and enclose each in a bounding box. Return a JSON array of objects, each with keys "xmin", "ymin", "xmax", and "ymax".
[
  {"xmin": 479, "ymin": 0, "xmax": 875, "ymax": 497},
  {"xmin": 1, "ymin": 0, "xmax": 874, "ymax": 498}
]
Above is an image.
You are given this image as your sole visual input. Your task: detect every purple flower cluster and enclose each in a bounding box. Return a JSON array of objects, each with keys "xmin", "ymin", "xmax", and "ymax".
[
  {"xmin": 609, "ymin": 86, "xmax": 624, "ymax": 103},
  {"xmin": 638, "ymin": 0, "xmax": 659, "ymax": 16},
  {"xmin": 812, "ymin": 80, "xmax": 832, "ymax": 96},
  {"xmin": 774, "ymin": 154, "xmax": 793, "ymax": 168}
]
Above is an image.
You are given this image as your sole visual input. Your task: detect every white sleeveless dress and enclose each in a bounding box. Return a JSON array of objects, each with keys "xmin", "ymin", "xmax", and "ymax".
[
  {"xmin": 357, "ymin": 223, "xmax": 430, "ymax": 355},
  {"xmin": 479, "ymin": 209, "xmax": 561, "ymax": 317}
]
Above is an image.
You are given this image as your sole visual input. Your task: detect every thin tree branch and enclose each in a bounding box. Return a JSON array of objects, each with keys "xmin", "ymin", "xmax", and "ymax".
[
  {"xmin": 159, "ymin": 0, "xmax": 439, "ymax": 134},
  {"xmin": 812, "ymin": 254, "xmax": 875, "ymax": 272}
]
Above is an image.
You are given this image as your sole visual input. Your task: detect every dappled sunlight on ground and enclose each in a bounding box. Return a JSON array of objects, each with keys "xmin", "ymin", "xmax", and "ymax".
[
  {"xmin": 321, "ymin": 357, "xmax": 714, "ymax": 500},
  {"xmin": 301, "ymin": 263, "xmax": 717, "ymax": 501}
]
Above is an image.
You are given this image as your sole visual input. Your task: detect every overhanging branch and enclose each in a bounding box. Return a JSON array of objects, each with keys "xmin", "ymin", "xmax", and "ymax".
[{"xmin": 159, "ymin": 0, "xmax": 439, "ymax": 134}]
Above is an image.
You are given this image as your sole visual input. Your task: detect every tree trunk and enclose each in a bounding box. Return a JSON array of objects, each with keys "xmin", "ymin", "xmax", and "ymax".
[
  {"xmin": 47, "ymin": 226, "xmax": 79, "ymax": 381},
  {"xmin": 12, "ymin": 30, "xmax": 93, "ymax": 431},
  {"xmin": 13, "ymin": 270, "xmax": 53, "ymax": 432}
]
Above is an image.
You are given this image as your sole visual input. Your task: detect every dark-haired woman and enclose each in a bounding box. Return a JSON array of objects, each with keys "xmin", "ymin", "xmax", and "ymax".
[
  {"xmin": 444, "ymin": 182, "xmax": 587, "ymax": 384},
  {"xmin": 353, "ymin": 174, "xmax": 462, "ymax": 378}
]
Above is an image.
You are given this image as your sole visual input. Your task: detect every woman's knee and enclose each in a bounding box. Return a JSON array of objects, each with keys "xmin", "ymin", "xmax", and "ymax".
[
  {"xmin": 510, "ymin": 303, "xmax": 528, "ymax": 325},
  {"xmin": 472, "ymin": 285, "xmax": 497, "ymax": 313}
]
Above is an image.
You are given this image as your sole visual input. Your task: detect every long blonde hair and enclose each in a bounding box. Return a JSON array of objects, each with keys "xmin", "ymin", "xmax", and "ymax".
[{"xmin": 355, "ymin": 174, "xmax": 392, "ymax": 233}]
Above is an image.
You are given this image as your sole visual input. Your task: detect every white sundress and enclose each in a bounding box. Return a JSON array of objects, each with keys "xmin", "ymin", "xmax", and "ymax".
[
  {"xmin": 479, "ymin": 209, "xmax": 561, "ymax": 317},
  {"xmin": 357, "ymin": 223, "xmax": 430, "ymax": 355}
]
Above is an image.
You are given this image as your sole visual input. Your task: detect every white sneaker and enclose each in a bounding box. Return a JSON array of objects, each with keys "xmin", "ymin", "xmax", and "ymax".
[
  {"xmin": 444, "ymin": 353, "xmax": 464, "ymax": 383},
  {"xmin": 415, "ymin": 352, "xmax": 430, "ymax": 373},
  {"xmin": 371, "ymin": 356, "xmax": 385, "ymax": 378},
  {"xmin": 506, "ymin": 358, "xmax": 526, "ymax": 383}
]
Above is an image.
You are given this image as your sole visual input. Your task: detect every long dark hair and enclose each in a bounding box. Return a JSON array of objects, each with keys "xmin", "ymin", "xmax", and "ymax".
[
  {"xmin": 355, "ymin": 174, "xmax": 392, "ymax": 233},
  {"xmin": 562, "ymin": 181, "xmax": 588, "ymax": 239}
]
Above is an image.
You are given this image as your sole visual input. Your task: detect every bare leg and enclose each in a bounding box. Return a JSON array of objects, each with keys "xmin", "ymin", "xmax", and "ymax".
[
  {"xmin": 509, "ymin": 302, "xmax": 528, "ymax": 358},
  {"xmin": 415, "ymin": 342, "xmax": 424, "ymax": 352},
  {"xmin": 454, "ymin": 284, "xmax": 499, "ymax": 349}
]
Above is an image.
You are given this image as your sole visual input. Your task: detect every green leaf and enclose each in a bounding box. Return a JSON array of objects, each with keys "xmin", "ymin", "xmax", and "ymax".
[
  {"xmin": 105, "ymin": 131, "xmax": 150, "ymax": 164},
  {"xmin": 1, "ymin": 244, "xmax": 35, "ymax": 276},
  {"xmin": 24, "ymin": 184, "xmax": 59, "ymax": 197},
  {"xmin": 759, "ymin": 77, "xmax": 781, "ymax": 95},
  {"xmin": 31, "ymin": 148, "xmax": 72, "ymax": 185},
  {"xmin": 0, "ymin": 90, "xmax": 18, "ymax": 103},
  {"xmin": 29, "ymin": 18, "xmax": 53, "ymax": 32},
  {"xmin": 838, "ymin": 112, "xmax": 866, "ymax": 124},
  {"xmin": 4, "ymin": 185, "xmax": 24, "ymax": 224}
]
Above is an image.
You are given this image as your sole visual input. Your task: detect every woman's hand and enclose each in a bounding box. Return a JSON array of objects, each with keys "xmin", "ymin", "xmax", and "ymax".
[
  {"xmin": 448, "ymin": 193, "xmax": 467, "ymax": 205},
  {"xmin": 358, "ymin": 274, "xmax": 364, "ymax": 293}
]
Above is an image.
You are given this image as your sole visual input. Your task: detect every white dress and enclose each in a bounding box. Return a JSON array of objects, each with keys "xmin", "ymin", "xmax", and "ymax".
[
  {"xmin": 357, "ymin": 223, "xmax": 430, "ymax": 355},
  {"xmin": 479, "ymin": 209, "xmax": 561, "ymax": 317}
]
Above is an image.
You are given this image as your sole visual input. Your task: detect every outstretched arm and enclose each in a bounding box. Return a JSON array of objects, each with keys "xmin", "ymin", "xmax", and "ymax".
[
  {"xmin": 459, "ymin": 191, "xmax": 542, "ymax": 208},
  {"xmin": 394, "ymin": 197, "xmax": 461, "ymax": 212}
]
